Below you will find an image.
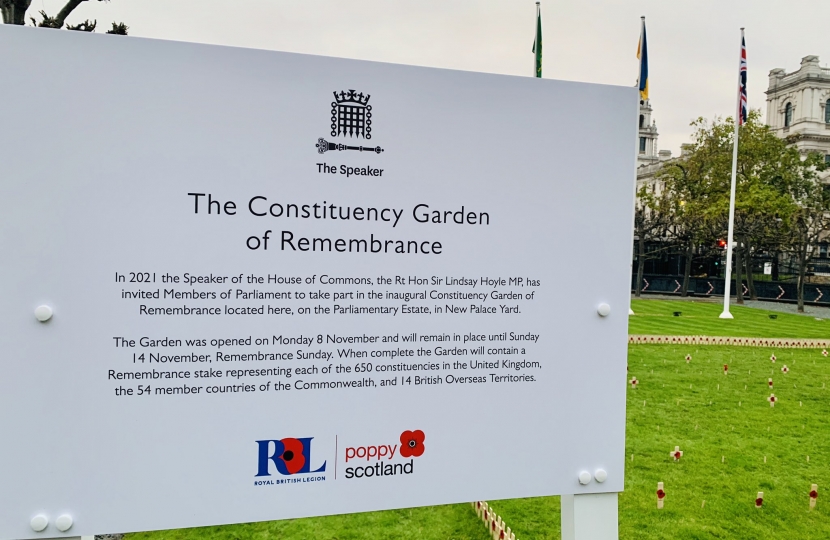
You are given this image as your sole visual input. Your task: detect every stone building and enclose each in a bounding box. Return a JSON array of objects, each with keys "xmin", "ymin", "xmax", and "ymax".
[
  {"xmin": 635, "ymin": 99, "xmax": 673, "ymax": 200},
  {"xmin": 766, "ymin": 55, "xmax": 830, "ymax": 165}
]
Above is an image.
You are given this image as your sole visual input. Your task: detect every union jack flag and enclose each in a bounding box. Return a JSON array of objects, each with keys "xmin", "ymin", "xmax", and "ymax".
[{"xmin": 738, "ymin": 35, "xmax": 747, "ymax": 125}]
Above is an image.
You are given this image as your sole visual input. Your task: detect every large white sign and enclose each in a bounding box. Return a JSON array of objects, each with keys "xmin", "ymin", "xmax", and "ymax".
[{"xmin": 0, "ymin": 26, "xmax": 636, "ymax": 539}]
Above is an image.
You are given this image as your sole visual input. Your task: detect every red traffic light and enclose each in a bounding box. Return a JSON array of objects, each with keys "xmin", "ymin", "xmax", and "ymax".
[{"xmin": 717, "ymin": 239, "xmax": 727, "ymax": 248}]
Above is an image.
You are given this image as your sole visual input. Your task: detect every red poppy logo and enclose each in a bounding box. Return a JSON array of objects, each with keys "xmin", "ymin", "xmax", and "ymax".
[
  {"xmin": 399, "ymin": 430, "xmax": 425, "ymax": 458},
  {"xmin": 278, "ymin": 437, "xmax": 307, "ymax": 474}
]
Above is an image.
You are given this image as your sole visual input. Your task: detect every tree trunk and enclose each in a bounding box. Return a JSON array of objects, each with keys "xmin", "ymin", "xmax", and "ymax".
[
  {"xmin": 744, "ymin": 241, "xmax": 757, "ymax": 300},
  {"xmin": 681, "ymin": 241, "xmax": 693, "ymax": 296},
  {"xmin": 635, "ymin": 235, "xmax": 645, "ymax": 298},
  {"xmin": 735, "ymin": 243, "xmax": 744, "ymax": 304},
  {"xmin": 54, "ymin": 0, "xmax": 85, "ymax": 27},
  {"xmin": 797, "ymin": 245, "xmax": 808, "ymax": 313},
  {"xmin": 1, "ymin": 0, "xmax": 32, "ymax": 24}
]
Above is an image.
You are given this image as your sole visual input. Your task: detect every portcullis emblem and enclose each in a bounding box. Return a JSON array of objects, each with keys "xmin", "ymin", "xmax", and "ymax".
[{"xmin": 316, "ymin": 89, "xmax": 384, "ymax": 155}]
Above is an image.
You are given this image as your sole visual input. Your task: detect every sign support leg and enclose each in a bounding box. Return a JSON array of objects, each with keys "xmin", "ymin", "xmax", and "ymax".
[{"xmin": 561, "ymin": 493, "xmax": 618, "ymax": 540}]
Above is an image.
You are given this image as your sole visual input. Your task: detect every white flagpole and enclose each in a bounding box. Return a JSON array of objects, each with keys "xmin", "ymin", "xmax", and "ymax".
[{"xmin": 720, "ymin": 27, "xmax": 744, "ymax": 319}]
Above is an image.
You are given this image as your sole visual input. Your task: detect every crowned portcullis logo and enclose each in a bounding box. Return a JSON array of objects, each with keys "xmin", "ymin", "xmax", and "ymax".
[{"xmin": 316, "ymin": 89, "xmax": 384, "ymax": 155}]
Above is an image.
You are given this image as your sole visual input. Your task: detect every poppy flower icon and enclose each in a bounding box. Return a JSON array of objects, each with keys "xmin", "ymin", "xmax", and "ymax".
[
  {"xmin": 399, "ymin": 430, "xmax": 425, "ymax": 458},
  {"xmin": 278, "ymin": 437, "xmax": 307, "ymax": 474}
]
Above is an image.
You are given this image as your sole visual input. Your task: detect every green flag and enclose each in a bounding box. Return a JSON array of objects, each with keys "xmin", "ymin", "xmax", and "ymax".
[{"xmin": 532, "ymin": 3, "xmax": 542, "ymax": 77}]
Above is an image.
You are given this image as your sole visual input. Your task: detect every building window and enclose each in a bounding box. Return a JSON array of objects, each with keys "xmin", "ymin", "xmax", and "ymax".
[
  {"xmin": 821, "ymin": 243, "xmax": 828, "ymax": 258},
  {"xmin": 826, "ymin": 99, "xmax": 830, "ymax": 123},
  {"xmin": 639, "ymin": 115, "xmax": 645, "ymax": 128},
  {"xmin": 784, "ymin": 102, "xmax": 793, "ymax": 127},
  {"xmin": 825, "ymin": 154, "xmax": 830, "ymax": 166},
  {"xmin": 639, "ymin": 137, "xmax": 646, "ymax": 153}
]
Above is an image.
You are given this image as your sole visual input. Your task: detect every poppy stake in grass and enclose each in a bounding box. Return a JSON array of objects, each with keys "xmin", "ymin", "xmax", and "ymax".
[
  {"xmin": 768, "ymin": 394, "xmax": 777, "ymax": 407},
  {"xmin": 756, "ymin": 492, "xmax": 764, "ymax": 508},
  {"xmin": 768, "ymin": 378, "xmax": 773, "ymax": 389},
  {"xmin": 723, "ymin": 364, "xmax": 728, "ymax": 375},
  {"xmin": 810, "ymin": 484, "xmax": 818, "ymax": 510},
  {"xmin": 823, "ymin": 349, "xmax": 828, "ymax": 357},
  {"xmin": 657, "ymin": 482, "xmax": 666, "ymax": 509},
  {"xmin": 781, "ymin": 365, "xmax": 789, "ymax": 374},
  {"xmin": 630, "ymin": 377, "xmax": 639, "ymax": 388},
  {"xmin": 770, "ymin": 354, "xmax": 777, "ymax": 363},
  {"xmin": 685, "ymin": 354, "xmax": 692, "ymax": 363},
  {"xmin": 670, "ymin": 446, "xmax": 683, "ymax": 461}
]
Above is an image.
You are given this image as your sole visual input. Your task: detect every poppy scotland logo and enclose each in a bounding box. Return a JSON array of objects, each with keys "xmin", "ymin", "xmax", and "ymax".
[
  {"xmin": 255, "ymin": 437, "xmax": 326, "ymax": 477},
  {"xmin": 342, "ymin": 430, "xmax": 426, "ymax": 480}
]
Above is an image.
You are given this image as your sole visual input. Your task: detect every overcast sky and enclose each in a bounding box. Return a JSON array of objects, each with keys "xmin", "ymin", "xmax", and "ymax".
[{"xmin": 32, "ymin": 0, "xmax": 830, "ymax": 155}]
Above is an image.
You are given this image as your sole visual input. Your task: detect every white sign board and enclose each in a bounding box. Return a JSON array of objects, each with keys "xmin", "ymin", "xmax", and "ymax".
[{"xmin": 0, "ymin": 26, "xmax": 636, "ymax": 539}]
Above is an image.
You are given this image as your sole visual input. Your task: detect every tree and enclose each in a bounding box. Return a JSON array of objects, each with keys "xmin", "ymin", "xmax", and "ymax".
[
  {"xmin": 655, "ymin": 111, "xmax": 824, "ymax": 306},
  {"xmin": 783, "ymin": 153, "xmax": 830, "ymax": 312},
  {"xmin": 1, "ymin": 0, "xmax": 127, "ymax": 34},
  {"xmin": 656, "ymin": 118, "xmax": 727, "ymax": 296},
  {"xmin": 633, "ymin": 187, "xmax": 670, "ymax": 297}
]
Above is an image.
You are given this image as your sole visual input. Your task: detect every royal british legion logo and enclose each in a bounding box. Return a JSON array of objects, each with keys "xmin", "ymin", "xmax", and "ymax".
[
  {"xmin": 316, "ymin": 89, "xmax": 384, "ymax": 155},
  {"xmin": 254, "ymin": 437, "xmax": 326, "ymax": 486}
]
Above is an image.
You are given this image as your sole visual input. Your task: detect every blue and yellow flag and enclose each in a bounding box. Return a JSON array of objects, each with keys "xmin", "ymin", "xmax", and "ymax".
[{"xmin": 637, "ymin": 17, "xmax": 649, "ymax": 100}]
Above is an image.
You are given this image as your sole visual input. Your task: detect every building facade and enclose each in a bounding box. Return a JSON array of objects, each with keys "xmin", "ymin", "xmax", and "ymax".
[
  {"xmin": 637, "ymin": 99, "xmax": 660, "ymax": 167},
  {"xmin": 766, "ymin": 55, "xmax": 830, "ymax": 164},
  {"xmin": 636, "ymin": 99, "xmax": 673, "ymax": 199}
]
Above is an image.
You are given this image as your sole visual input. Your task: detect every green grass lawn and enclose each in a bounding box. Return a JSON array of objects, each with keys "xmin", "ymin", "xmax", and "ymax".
[
  {"xmin": 629, "ymin": 299, "xmax": 830, "ymax": 338},
  {"xmin": 128, "ymin": 300, "xmax": 830, "ymax": 540},
  {"xmin": 488, "ymin": 345, "xmax": 830, "ymax": 539}
]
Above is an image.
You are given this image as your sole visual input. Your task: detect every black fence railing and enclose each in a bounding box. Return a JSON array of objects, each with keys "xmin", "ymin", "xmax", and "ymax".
[{"xmin": 631, "ymin": 274, "xmax": 830, "ymax": 305}]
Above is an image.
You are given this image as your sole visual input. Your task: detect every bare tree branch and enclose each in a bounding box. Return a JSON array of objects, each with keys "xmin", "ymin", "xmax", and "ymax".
[
  {"xmin": 54, "ymin": 0, "xmax": 86, "ymax": 27},
  {"xmin": 31, "ymin": 10, "xmax": 61, "ymax": 27},
  {"xmin": 106, "ymin": 21, "xmax": 127, "ymax": 34},
  {"xmin": 66, "ymin": 18, "xmax": 96, "ymax": 31}
]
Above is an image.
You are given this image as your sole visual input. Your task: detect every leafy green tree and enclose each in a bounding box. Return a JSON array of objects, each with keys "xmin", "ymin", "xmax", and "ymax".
[
  {"xmin": 654, "ymin": 111, "xmax": 825, "ymax": 308},
  {"xmin": 633, "ymin": 187, "xmax": 670, "ymax": 297},
  {"xmin": 1, "ymin": 0, "xmax": 127, "ymax": 34},
  {"xmin": 712, "ymin": 112, "xmax": 804, "ymax": 302},
  {"xmin": 782, "ymin": 153, "xmax": 830, "ymax": 312},
  {"xmin": 655, "ymin": 119, "xmax": 727, "ymax": 296}
]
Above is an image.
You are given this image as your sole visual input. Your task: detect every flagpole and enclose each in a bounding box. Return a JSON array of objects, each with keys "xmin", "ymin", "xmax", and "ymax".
[
  {"xmin": 637, "ymin": 16, "xmax": 645, "ymax": 90},
  {"xmin": 534, "ymin": 2, "xmax": 541, "ymax": 77},
  {"xmin": 720, "ymin": 27, "xmax": 744, "ymax": 320}
]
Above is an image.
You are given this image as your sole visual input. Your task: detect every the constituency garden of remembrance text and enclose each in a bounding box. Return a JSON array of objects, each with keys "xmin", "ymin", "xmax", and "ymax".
[{"xmin": 110, "ymin": 272, "xmax": 543, "ymax": 398}]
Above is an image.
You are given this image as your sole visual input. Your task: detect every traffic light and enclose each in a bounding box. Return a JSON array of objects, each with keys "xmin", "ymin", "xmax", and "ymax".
[{"xmin": 717, "ymin": 239, "xmax": 727, "ymax": 248}]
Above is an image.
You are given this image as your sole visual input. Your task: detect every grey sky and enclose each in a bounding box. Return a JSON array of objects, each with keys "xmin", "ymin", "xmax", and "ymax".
[{"xmin": 34, "ymin": 0, "xmax": 830, "ymax": 155}]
